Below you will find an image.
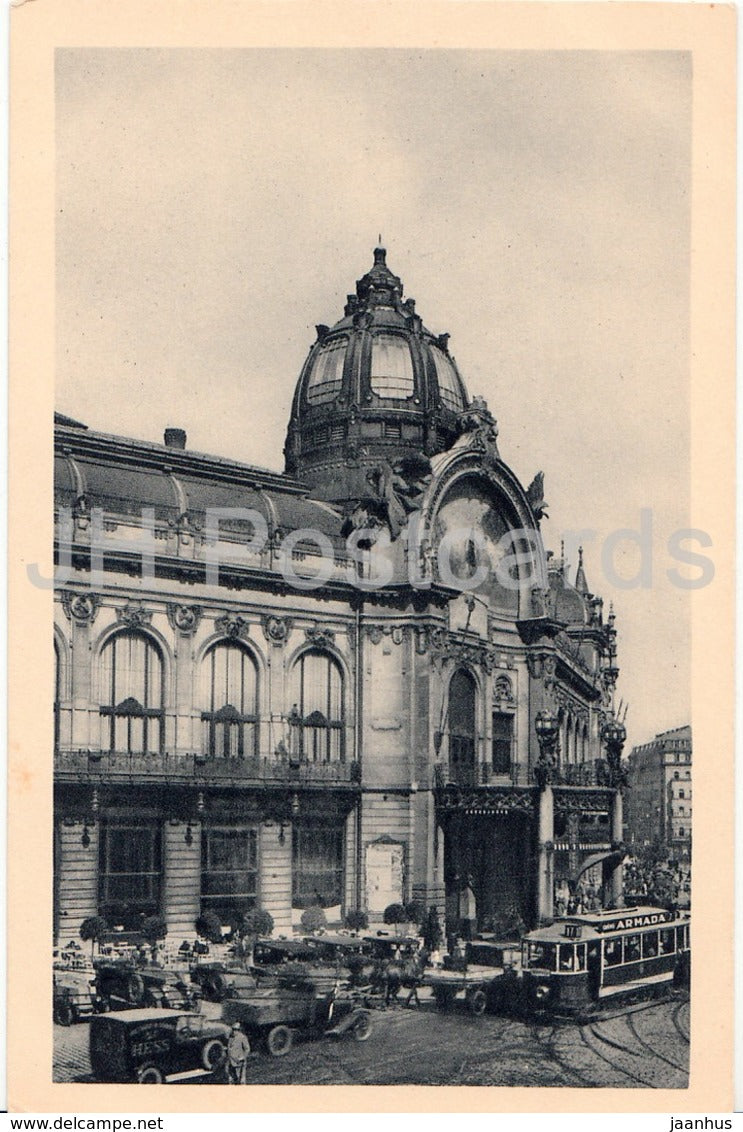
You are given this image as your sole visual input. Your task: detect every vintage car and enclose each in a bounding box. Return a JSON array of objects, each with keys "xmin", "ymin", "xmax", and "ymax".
[
  {"xmin": 362, "ymin": 934, "xmax": 422, "ymax": 961},
  {"xmin": 189, "ymin": 959, "xmax": 259, "ymax": 1002},
  {"xmin": 222, "ymin": 974, "xmax": 372, "ymax": 1056},
  {"xmin": 89, "ymin": 1008, "xmax": 231, "ymax": 1083},
  {"xmin": 427, "ymin": 939, "xmax": 517, "ymax": 1015},
  {"xmin": 53, "ymin": 970, "xmax": 98, "ymax": 1026},
  {"xmin": 252, "ymin": 939, "xmax": 317, "ymax": 969},
  {"xmin": 93, "ymin": 959, "xmax": 199, "ymax": 1012}
]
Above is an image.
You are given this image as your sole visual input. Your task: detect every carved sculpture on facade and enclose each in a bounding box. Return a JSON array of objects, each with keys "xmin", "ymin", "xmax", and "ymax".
[
  {"xmin": 261, "ymin": 614, "xmax": 292, "ymax": 644},
  {"xmin": 341, "ymin": 452, "xmax": 433, "ymax": 545},
  {"xmin": 116, "ymin": 600, "xmax": 152, "ymax": 628},
  {"xmin": 60, "ymin": 590, "xmax": 101, "ymax": 626},
  {"xmin": 304, "ymin": 626, "xmax": 336, "ymax": 648},
  {"xmin": 166, "ymin": 603, "xmax": 202, "ymax": 635},
  {"xmin": 526, "ymin": 471, "xmax": 549, "ymax": 523},
  {"xmin": 214, "ymin": 613, "xmax": 249, "ymax": 640},
  {"xmin": 456, "ymin": 396, "xmax": 499, "ymax": 467},
  {"xmin": 365, "ymin": 624, "xmax": 410, "ymax": 646}
]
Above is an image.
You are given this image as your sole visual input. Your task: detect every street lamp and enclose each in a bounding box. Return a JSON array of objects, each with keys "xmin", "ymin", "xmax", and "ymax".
[
  {"xmin": 534, "ymin": 709, "xmax": 559, "ymax": 787},
  {"xmin": 601, "ymin": 718, "xmax": 627, "ymax": 788}
]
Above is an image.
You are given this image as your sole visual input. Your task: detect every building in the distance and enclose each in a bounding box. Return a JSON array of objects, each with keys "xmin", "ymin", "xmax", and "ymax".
[
  {"xmin": 624, "ymin": 725, "xmax": 692, "ymax": 860},
  {"xmin": 53, "ymin": 247, "xmax": 629, "ymax": 945}
]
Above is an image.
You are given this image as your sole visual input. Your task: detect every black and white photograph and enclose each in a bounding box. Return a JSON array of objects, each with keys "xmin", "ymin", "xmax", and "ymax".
[{"xmin": 4, "ymin": 9, "xmax": 729, "ymax": 1109}]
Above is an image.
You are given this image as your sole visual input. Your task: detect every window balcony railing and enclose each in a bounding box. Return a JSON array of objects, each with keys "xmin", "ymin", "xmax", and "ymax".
[
  {"xmin": 433, "ymin": 759, "xmax": 613, "ymax": 790},
  {"xmin": 54, "ymin": 748, "xmax": 361, "ymax": 787}
]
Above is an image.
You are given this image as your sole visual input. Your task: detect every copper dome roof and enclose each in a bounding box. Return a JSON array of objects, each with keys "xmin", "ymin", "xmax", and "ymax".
[{"xmin": 284, "ymin": 246, "xmax": 470, "ymax": 502}]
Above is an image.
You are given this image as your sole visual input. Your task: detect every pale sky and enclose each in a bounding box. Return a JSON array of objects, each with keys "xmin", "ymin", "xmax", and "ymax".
[{"xmin": 56, "ymin": 49, "xmax": 693, "ymax": 749}]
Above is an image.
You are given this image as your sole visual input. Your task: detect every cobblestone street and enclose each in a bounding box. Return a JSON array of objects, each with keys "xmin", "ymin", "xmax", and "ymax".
[{"xmin": 54, "ymin": 993, "xmax": 689, "ymax": 1089}]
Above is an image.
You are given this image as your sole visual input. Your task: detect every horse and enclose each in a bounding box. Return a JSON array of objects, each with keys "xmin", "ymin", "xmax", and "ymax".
[{"xmin": 371, "ymin": 950, "xmax": 429, "ymax": 1007}]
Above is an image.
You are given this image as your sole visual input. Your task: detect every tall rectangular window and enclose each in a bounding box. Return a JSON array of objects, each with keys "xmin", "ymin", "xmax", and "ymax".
[
  {"xmin": 492, "ymin": 712, "xmax": 514, "ymax": 774},
  {"xmin": 292, "ymin": 822, "xmax": 344, "ymax": 910},
  {"xmin": 201, "ymin": 826, "xmax": 258, "ymax": 921},
  {"xmin": 99, "ymin": 822, "xmax": 161, "ymax": 925}
]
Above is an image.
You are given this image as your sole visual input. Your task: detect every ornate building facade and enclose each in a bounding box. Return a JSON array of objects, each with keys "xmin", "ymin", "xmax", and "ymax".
[
  {"xmin": 53, "ymin": 247, "xmax": 627, "ymax": 943},
  {"xmin": 624, "ymin": 725, "xmax": 692, "ymax": 861}
]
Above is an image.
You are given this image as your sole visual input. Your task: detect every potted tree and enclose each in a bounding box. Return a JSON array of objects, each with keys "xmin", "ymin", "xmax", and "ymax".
[
  {"xmin": 238, "ymin": 908, "xmax": 274, "ymax": 967},
  {"xmin": 300, "ymin": 905, "xmax": 327, "ymax": 934},
  {"xmin": 141, "ymin": 914, "xmax": 168, "ymax": 967},
  {"xmin": 382, "ymin": 903, "xmax": 407, "ymax": 937},
  {"xmin": 344, "ymin": 909, "xmax": 368, "ymax": 934},
  {"xmin": 194, "ymin": 910, "xmax": 223, "ymax": 954},
  {"xmin": 79, "ymin": 915, "xmax": 108, "ymax": 961}
]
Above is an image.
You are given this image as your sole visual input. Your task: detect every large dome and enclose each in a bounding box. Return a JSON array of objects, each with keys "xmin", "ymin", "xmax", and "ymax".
[{"xmin": 284, "ymin": 246, "xmax": 470, "ymax": 502}]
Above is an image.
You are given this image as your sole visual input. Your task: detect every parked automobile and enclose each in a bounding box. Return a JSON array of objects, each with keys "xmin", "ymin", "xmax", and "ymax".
[
  {"xmin": 190, "ymin": 960, "xmax": 257, "ymax": 1003},
  {"xmin": 222, "ymin": 974, "xmax": 372, "ymax": 1056},
  {"xmin": 53, "ymin": 971, "xmax": 97, "ymax": 1026},
  {"xmin": 252, "ymin": 939, "xmax": 317, "ymax": 968},
  {"xmin": 89, "ymin": 1008, "xmax": 230, "ymax": 1084},
  {"xmin": 428, "ymin": 939, "xmax": 515, "ymax": 1015},
  {"xmin": 93, "ymin": 959, "xmax": 199, "ymax": 1012}
]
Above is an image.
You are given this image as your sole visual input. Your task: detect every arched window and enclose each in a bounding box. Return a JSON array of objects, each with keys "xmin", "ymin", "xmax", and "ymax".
[
  {"xmin": 54, "ymin": 637, "xmax": 61, "ymax": 748},
  {"xmin": 306, "ymin": 338, "xmax": 347, "ymax": 404},
  {"xmin": 370, "ymin": 334, "xmax": 415, "ymax": 399},
  {"xmin": 449, "ymin": 669, "xmax": 477, "ymax": 785},
  {"xmin": 430, "ymin": 345, "xmax": 465, "ymax": 411},
  {"xmin": 291, "ymin": 650, "xmax": 344, "ymax": 762},
  {"xmin": 200, "ymin": 642, "xmax": 259, "ymax": 759},
  {"xmin": 99, "ymin": 631, "xmax": 164, "ymax": 754}
]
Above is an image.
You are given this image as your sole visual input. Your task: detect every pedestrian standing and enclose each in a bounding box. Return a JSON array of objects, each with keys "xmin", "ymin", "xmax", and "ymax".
[{"xmin": 226, "ymin": 1022, "xmax": 250, "ymax": 1084}]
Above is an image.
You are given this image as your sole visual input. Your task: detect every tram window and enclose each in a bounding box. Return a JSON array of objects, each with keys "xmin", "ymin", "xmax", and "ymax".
[
  {"xmin": 660, "ymin": 929, "xmax": 675, "ymax": 955},
  {"xmin": 624, "ymin": 934, "xmax": 641, "ymax": 962},
  {"xmin": 576, "ymin": 943, "xmax": 587, "ymax": 971},
  {"xmin": 642, "ymin": 932, "xmax": 659, "ymax": 958},
  {"xmin": 527, "ymin": 943, "xmax": 556, "ymax": 970},
  {"xmin": 558, "ymin": 946, "xmax": 575, "ymax": 972},
  {"xmin": 604, "ymin": 938, "xmax": 622, "ymax": 967}
]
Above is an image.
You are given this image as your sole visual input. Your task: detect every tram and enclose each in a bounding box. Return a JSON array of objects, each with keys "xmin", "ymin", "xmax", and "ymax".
[{"xmin": 520, "ymin": 906, "xmax": 690, "ymax": 1015}]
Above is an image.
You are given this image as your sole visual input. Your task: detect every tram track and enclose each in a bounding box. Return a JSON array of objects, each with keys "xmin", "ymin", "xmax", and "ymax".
[
  {"xmin": 578, "ymin": 1023, "xmax": 655, "ymax": 1088},
  {"xmin": 671, "ymin": 1000, "xmax": 690, "ymax": 1043},
  {"xmin": 626, "ymin": 1011, "xmax": 688, "ymax": 1074}
]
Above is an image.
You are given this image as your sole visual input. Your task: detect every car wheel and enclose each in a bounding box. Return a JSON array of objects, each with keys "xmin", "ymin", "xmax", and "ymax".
[
  {"xmin": 352, "ymin": 1013, "xmax": 372, "ymax": 1042},
  {"xmin": 137, "ymin": 1064, "xmax": 164, "ymax": 1084},
  {"xmin": 201, "ymin": 1038, "xmax": 228, "ymax": 1072},
  {"xmin": 467, "ymin": 989, "xmax": 487, "ymax": 1017},
  {"xmin": 126, "ymin": 973, "xmax": 145, "ymax": 1005},
  {"xmin": 54, "ymin": 999, "xmax": 75, "ymax": 1027},
  {"xmin": 266, "ymin": 1025, "xmax": 293, "ymax": 1057}
]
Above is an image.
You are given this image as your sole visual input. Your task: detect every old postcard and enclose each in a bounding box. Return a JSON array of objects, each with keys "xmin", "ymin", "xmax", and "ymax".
[{"xmin": 7, "ymin": 0, "xmax": 736, "ymax": 1114}]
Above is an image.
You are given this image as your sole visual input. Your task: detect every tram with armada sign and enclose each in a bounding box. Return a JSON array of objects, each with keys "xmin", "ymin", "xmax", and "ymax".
[{"xmin": 520, "ymin": 906, "xmax": 690, "ymax": 1016}]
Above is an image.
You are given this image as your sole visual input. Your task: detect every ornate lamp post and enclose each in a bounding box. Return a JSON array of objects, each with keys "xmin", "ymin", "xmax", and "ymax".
[
  {"xmin": 534, "ymin": 709, "xmax": 559, "ymax": 788},
  {"xmin": 534, "ymin": 709, "xmax": 559, "ymax": 923},
  {"xmin": 602, "ymin": 717, "xmax": 627, "ymax": 789},
  {"xmin": 601, "ymin": 716, "xmax": 628, "ymax": 907}
]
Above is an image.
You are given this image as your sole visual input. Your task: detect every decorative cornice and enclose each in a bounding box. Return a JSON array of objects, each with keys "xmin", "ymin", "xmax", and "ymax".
[{"xmin": 434, "ymin": 785, "xmax": 537, "ymax": 816}]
